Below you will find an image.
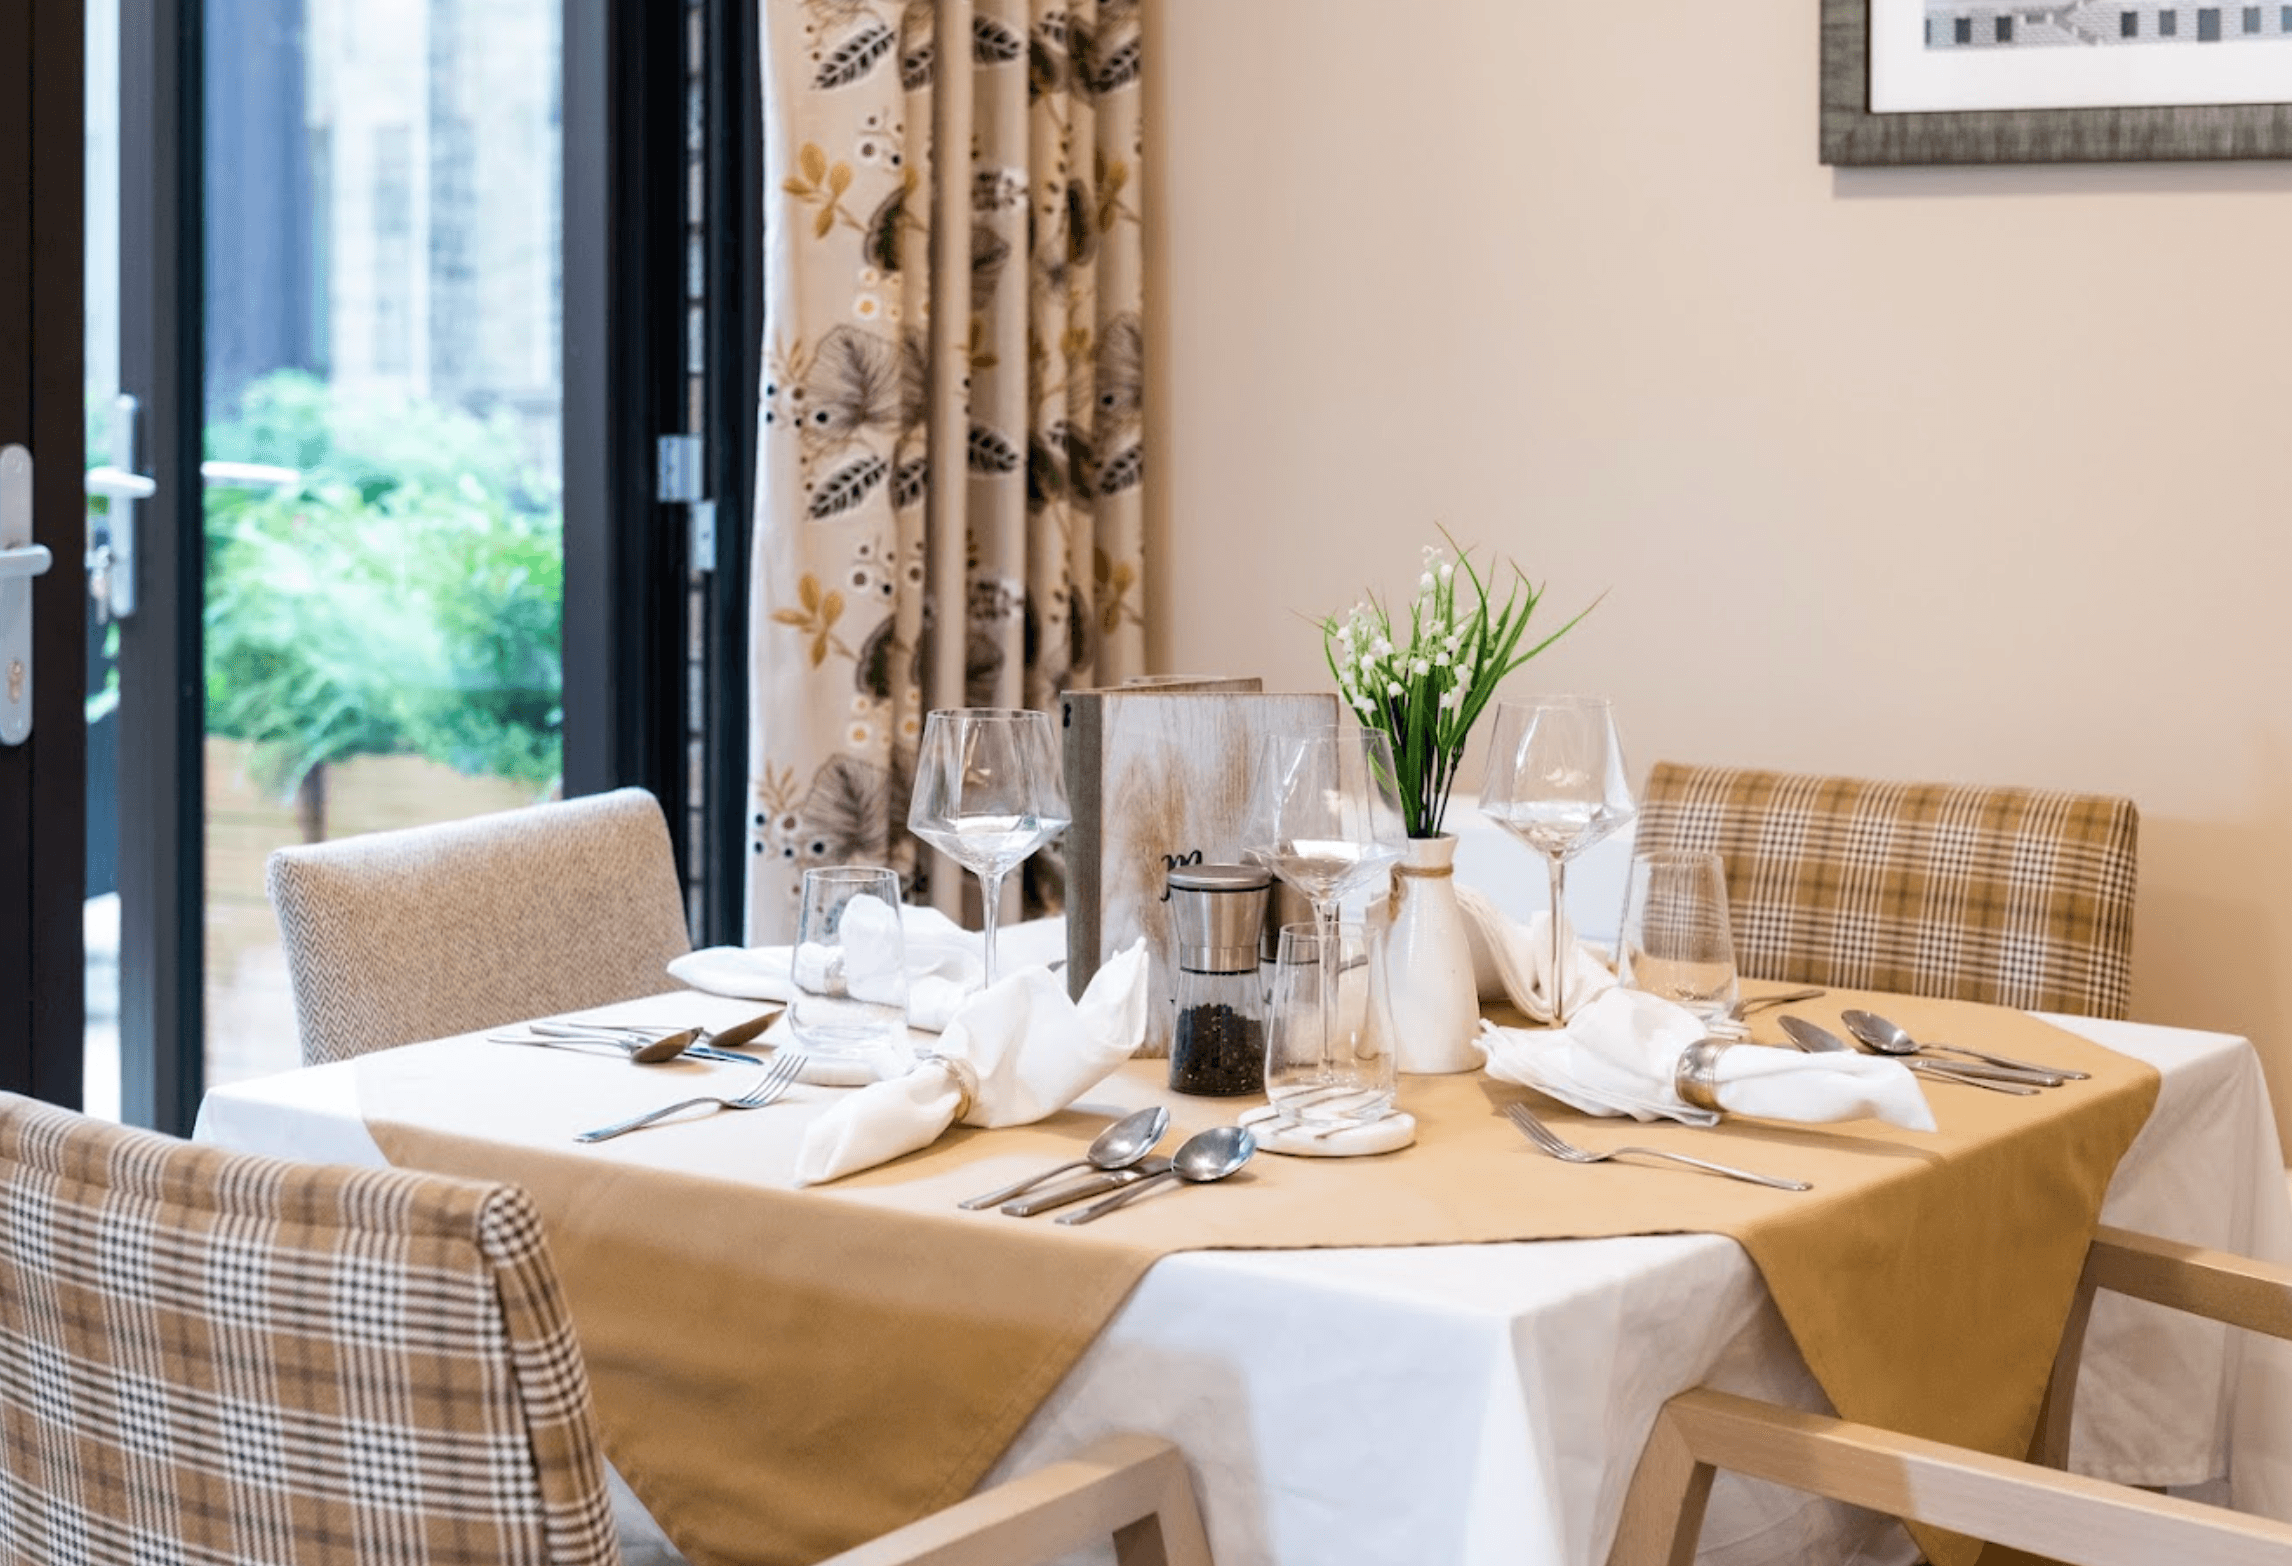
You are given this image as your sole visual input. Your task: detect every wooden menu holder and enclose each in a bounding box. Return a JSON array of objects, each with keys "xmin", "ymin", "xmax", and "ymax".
[{"xmin": 1060, "ymin": 679, "xmax": 1340, "ymax": 1054}]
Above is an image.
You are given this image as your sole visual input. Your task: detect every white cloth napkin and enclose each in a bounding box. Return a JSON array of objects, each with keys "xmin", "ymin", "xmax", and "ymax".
[
  {"xmin": 668, "ymin": 911, "xmax": 1067, "ymax": 1032},
  {"xmin": 1457, "ymin": 885, "xmax": 1617, "ymax": 1023},
  {"xmin": 792, "ymin": 939, "xmax": 1151, "ymax": 1186},
  {"xmin": 1479, "ymin": 987, "xmax": 1937, "ymax": 1131}
]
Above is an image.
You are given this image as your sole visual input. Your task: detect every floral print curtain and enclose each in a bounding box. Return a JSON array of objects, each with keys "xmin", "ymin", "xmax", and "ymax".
[{"xmin": 746, "ymin": 0, "xmax": 1148, "ymax": 941}]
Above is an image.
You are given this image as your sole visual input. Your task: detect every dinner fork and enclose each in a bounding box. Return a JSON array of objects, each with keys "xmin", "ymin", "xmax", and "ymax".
[
  {"xmin": 574, "ymin": 1049, "xmax": 805, "ymax": 1143},
  {"xmin": 1502, "ymin": 1101, "xmax": 1811, "ymax": 1192}
]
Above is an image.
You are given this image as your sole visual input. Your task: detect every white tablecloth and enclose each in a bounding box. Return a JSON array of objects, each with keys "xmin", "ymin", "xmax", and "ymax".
[{"xmin": 195, "ymin": 1010, "xmax": 2292, "ymax": 1566}]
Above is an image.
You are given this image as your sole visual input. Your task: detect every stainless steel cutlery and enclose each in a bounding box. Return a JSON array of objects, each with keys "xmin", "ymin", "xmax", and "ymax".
[
  {"xmin": 573, "ymin": 1048, "xmax": 805, "ymax": 1142},
  {"xmin": 1503, "ymin": 1100, "xmax": 1810, "ymax": 1191}
]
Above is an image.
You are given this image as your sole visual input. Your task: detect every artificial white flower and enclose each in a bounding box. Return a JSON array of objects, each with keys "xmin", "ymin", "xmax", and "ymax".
[{"xmin": 1320, "ymin": 534, "xmax": 1588, "ymax": 839}]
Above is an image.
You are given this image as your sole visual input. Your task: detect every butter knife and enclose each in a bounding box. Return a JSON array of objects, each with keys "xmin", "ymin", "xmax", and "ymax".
[{"xmin": 1000, "ymin": 1158, "xmax": 1172, "ymax": 1217}]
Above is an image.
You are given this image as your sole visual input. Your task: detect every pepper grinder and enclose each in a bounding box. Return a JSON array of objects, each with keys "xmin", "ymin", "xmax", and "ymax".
[{"xmin": 1164, "ymin": 863, "xmax": 1272, "ymax": 1096}]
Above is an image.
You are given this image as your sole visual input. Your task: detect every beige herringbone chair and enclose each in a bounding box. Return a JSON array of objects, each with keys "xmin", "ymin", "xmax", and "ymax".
[
  {"xmin": 1634, "ymin": 762, "xmax": 2139, "ymax": 1019},
  {"xmin": 1608, "ymin": 1225, "xmax": 2292, "ymax": 1566},
  {"xmin": 268, "ymin": 787, "xmax": 694, "ymax": 1064},
  {"xmin": 0, "ymin": 1093, "xmax": 1216, "ymax": 1566}
]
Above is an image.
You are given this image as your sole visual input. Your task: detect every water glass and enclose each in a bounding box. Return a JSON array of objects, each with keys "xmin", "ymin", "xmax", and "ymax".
[
  {"xmin": 1264, "ymin": 921, "xmax": 1395, "ymax": 1128},
  {"xmin": 1616, "ymin": 851, "xmax": 1740, "ymax": 1024},
  {"xmin": 789, "ymin": 867, "xmax": 910, "ymax": 1057}
]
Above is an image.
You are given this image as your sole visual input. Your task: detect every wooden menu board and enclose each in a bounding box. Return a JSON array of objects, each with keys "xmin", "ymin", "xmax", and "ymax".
[{"xmin": 1061, "ymin": 682, "xmax": 1340, "ymax": 1053}]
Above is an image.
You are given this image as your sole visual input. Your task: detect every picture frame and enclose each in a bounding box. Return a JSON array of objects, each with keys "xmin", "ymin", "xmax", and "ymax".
[{"xmin": 1821, "ymin": 0, "xmax": 2292, "ymax": 165}]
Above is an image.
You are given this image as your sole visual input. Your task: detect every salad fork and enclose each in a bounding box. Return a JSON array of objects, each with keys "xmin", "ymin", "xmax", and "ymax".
[
  {"xmin": 1502, "ymin": 1101, "xmax": 1810, "ymax": 1192},
  {"xmin": 574, "ymin": 1049, "xmax": 805, "ymax": 1143}
]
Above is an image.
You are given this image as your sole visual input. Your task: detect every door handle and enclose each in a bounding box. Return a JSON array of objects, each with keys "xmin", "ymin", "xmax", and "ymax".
[
  {"xmin": 83, "ymin": 394, "xmax": 156, "ymax": 621},
  {"xmin": 0, "ymin": 445, "xmax": 47, "ymax": 745}
]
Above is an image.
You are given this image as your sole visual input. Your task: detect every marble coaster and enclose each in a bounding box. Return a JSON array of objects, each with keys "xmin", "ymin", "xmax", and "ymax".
[
  {"xmin": 757, "ymin": 1015, "xmax": 931, "ymax": 1088},
  {"xmin": 1254, "ymin": 1111, "xmax": 1418, "ymax": 1158},
  {"xmin": 779, "ymin": 1049, "xmax": 891, "ymax": 1088}
]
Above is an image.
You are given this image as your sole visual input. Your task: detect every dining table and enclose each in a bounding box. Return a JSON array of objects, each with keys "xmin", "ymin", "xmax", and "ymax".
[{"xmin": 193, "ymin": 958, "xmax": 2292, "ymax": 1566}]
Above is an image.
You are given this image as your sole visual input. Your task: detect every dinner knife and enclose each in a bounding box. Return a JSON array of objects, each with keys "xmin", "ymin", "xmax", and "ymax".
[{"xmin": 1000, "ymin": 1158, "xmax": 1172, "ymax": 1217}]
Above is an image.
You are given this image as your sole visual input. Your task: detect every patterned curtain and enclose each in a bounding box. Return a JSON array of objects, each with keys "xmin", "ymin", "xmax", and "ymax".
[{"xmin": 745, "ymin": 0, "xmax": 1148, "ymax": 942}]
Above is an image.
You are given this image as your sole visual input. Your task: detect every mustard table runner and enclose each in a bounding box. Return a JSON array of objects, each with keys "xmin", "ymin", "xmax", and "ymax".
[{"xmin": 359, "ymin": 989, "xmax": 2156, "ymax": 1566}]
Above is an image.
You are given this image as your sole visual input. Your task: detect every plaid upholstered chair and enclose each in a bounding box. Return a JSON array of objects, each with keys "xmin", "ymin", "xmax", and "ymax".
[
  {"xmin": 268, "ymin": 787, "xmax": 695, "ymax": 1065},
  {"xmin": 1633, "ymin": 762, "xmax": 2140, "ymax": 1019},
  {"xmin": 0, "ymin": 1091, "xmax": 624, "ymax": 1565},
  {"xmin": 0, "ymin": 1094, "xmax": 1217, "ymax": 1566}
]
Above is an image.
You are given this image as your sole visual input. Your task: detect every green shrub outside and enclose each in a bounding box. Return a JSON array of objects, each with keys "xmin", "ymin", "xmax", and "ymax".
[{"xmin": 201, "ymin": 371, "xmax": 564, "ymax": 804}]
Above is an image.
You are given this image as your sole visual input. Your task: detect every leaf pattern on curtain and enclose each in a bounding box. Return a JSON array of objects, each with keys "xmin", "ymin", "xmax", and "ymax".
[{"xmin": 748, "ymin": 0, "xmax": 1146, "ymax": 940}]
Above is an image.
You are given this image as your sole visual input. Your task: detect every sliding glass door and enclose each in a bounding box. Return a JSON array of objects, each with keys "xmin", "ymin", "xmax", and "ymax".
[
  {"xmin": 5, "ymin": 0, "xmax": 749, "ymax": 1131},
  {"xmin": 79, "ymin": 0, "xmax": 569, "ymax": 1121}
]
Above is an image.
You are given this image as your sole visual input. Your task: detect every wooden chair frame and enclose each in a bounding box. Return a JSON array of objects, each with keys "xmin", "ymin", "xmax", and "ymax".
[
  {"xmin": 819, "ymin": 1433, "xmax": 1214, "ymax": 1566},
  {"xmin": 1610, "ymin": 1225, "xmax": 2292, "ymax": 1566}
]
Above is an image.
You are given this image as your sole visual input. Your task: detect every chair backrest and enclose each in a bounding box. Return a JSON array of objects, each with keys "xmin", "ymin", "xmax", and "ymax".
[
  {"xmin": 0, "ymin": 1091, "xmax": 621, "ymax": 1566},
  {"xmin": 268, "ymin": 786, "xmax": 692, "ymax": 1064},
  {"xmin": 1635, "ymin": 762, "xmax": 2139, "ymax": 1018}
]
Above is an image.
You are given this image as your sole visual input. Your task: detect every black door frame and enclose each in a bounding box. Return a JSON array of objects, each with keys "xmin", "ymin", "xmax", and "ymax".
[
  {"xmin": 0, "ymin": 0, "xmax": 89, "ymax": 1110},
  {"xmin": 563, "ymin": 0, "xmax": 757, "ymax": 946},
  {"xmin": 115, "ymin": 0, "xmax": 205, "ymax": 1133}
]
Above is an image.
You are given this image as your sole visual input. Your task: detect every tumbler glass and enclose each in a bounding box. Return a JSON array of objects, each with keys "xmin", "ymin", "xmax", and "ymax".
[
  {"xmin": 1263, "ymin": 921, "xmax": 1395, "ymax": 1128},
  {"xmin": 1615, "ymin": 850, "xmax": 1740, "ymax": 1025},
  {"xmin": 789, "ymin": 866, "xmax": 910, "ymax": 1057}
]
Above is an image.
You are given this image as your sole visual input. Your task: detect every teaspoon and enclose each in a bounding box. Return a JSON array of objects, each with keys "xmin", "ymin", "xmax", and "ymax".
[
  {"xmin": 957, "ymin": 1105, "xmax": 1170, "ymax": 1210},
  {"xmin": 564, "ymin": 1009, "xmax": 785, "ymax": 1051},
  {"xmin": 1840, "ymin": 1009, "xmax": 2085, "ymax": 1083},
  {"xmin": 493, "ymin": 1027, "xmax": 705, "ymax": 1064},
  {"xmin": 1057, "ymin": 1125, "xmax": 1256, "ymax": 1225},
  {"xmin": 1777, "ymin": 1015, "xmax": 2039, "ymax": 1096}
]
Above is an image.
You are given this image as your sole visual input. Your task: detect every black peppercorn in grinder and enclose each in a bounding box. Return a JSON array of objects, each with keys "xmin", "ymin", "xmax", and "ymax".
[{"xmin": 1165, "ymin": 864, "xmax": 1273, "ymax": 1097}]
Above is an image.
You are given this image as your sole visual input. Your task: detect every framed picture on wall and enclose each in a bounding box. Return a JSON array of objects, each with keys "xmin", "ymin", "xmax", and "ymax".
[{"xmin": 1822, "ymin": 0, "xmax": 2292, "ymax": 164}]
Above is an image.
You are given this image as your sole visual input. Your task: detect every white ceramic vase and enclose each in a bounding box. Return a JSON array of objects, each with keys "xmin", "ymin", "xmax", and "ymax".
[{"xmin": 1369, "ymin": 833, "xmax": 1483, "ymax": 1074}]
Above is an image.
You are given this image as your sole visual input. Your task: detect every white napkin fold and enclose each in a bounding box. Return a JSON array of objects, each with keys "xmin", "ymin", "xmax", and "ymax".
[
  {"xmin": 1479, "ymin": 986, "xmax": 1936, "ymax": 1131},
  {"xmin": 1457, "ymin": 884, "xmax": 1618, "ymax": 1023},
  {"xmin": 792, "ymin": 939, "xmax": 1151, "ymax": 1186},
  {"xmin": 667, "ymin": 911, "xmax": 1067, "ymax": 1032}
]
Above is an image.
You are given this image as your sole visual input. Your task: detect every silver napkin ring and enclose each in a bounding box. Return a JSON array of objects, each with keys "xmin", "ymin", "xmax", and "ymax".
[
  {"xmin": 1674, "ymin": 1037, "xmax": 1732, "ymax": 1114},
  {"xmin": 939, "ymin": 1056, "xmax": 982, "ymax": 1123}
]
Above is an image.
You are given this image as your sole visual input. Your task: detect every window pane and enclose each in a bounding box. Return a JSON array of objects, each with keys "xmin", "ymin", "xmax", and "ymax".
[{"xmin": 202, "ymin": 0, "xmax": 564, "ymax": 1088}]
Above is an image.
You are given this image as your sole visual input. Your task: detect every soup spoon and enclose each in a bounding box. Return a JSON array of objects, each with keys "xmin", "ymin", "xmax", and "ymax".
[
  {"xmin": 957, "ymin": 1105, "xmax": 1171, "ymax": 1210},
  {"xmin": 1057, "ymin": 1126, "xmax": 1256, "ymax": 1225},
  {"xmin": 1777, "ymin": 1015, "xmax": 2038, "ymax": 1095},
  {"xmin": 1840, "ymin": 1009, "xmax": 2084, "ymax": 1083}
]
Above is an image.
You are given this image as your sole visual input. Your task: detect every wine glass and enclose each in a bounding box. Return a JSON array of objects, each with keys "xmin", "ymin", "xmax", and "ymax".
[
  {"xmin": 1241, "ymin": 729, "xmax": 1404, "ymax": 1115},
  {"xmin": 1478, "ymin": 696, "xmax": 1636, "ymax": 1026},
  {"xmin": 906, "ymin": 707, "xmax": 1070, "ymax": 987}
]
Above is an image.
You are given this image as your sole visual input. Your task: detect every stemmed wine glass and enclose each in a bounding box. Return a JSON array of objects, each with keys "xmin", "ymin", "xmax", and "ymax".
[
  {"xmin": 1242, "ymin": 729, "xmax": 1405, "ymax": 1111},
  {"xmin": 906, "ymin": 707, "xmax": 1070, "ymax": 988},
  {"xmin": 1478, "ymin": 696, "xmax": 1636, "ymax": 1026}
]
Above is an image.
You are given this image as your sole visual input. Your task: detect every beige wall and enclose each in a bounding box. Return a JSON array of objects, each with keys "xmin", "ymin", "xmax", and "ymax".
[{"xmin": 1142, "ymin": 2, "xmax": 2292, "ymax": 1144}]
